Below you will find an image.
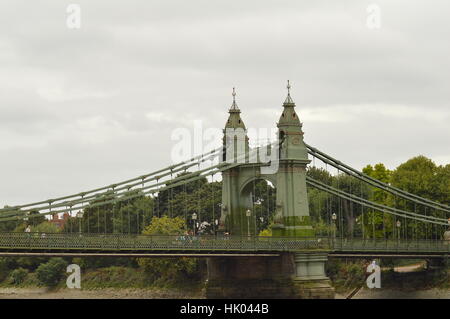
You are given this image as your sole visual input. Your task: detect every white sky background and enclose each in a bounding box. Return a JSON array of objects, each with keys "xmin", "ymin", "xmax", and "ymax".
[{"xmin": 0, "ymin": 0, "xmax": 449, "ymax": 206}]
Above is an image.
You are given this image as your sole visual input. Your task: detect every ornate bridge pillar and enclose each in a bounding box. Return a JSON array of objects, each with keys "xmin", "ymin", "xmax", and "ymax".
[
  {"xmin": 272, "ymin": 82, "xmax": 313, "ymax": 237},
  {"xmin": 207, "ymin": 83, "xmax": 334, "ymax": 299}
]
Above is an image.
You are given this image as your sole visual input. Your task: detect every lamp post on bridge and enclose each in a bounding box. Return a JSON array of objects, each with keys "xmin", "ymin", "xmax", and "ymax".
[
  {"xmin": 332, "ymin": 213, "xmax": 337, "ymax": 246},
  {"xmin": 192, "ymin": 213, "xmax": 197, "ymax": 236},
  {"xmin": 76, "ymin": 211, "xmax": 84, "ymax": 235},
  {"xmin": 396, "ymin": 220, "xmax": 401, "ymax": 244},
  {"xmin": 246, "ymin": 209, "xmax": 252, "ymax": 239}
]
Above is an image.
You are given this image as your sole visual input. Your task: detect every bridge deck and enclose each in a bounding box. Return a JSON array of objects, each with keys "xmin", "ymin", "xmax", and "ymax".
[{"xmin": 0, "ymin": 233, "xmax": 448, "ymax": 257}]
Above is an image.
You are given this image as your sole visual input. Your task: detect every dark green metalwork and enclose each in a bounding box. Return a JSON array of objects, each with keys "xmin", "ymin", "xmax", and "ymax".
[
  {"xmin": 0, "ymin": 232, "xmax": 328, "ymax": 252},
  {"xmin": 306, "ymin": 143, "xmax": 450, "ymax": 214},
  {"xmin": 0, "ymin": 232, "xmax": 448, "ymax": 255}
]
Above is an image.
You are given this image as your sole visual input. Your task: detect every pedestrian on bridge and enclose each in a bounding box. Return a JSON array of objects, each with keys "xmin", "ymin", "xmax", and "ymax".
[{"xmin": 25, "ymin": 225, "xmax": 31, "ymax": 238}]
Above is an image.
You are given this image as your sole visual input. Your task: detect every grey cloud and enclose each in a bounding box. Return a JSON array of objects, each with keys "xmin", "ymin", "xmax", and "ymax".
[{"xmin": 0, "ymin": 0, "xmax": 449, "ymax": 206}]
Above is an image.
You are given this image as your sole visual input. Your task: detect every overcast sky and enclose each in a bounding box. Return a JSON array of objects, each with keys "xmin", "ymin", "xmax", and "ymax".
[{"xmin": 0, "ymin": 0, "xmax": 449, "ymax": 206}]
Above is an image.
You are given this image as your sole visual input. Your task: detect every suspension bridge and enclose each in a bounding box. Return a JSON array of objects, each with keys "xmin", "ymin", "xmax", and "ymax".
[{"xmin": 1, "ymin": 82, "xmax": 448, "ymax": 297}]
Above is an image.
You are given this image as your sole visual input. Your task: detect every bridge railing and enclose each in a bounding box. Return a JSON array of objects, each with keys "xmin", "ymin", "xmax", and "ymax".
[
  {"xmin": 0, "ymin": 232, "xmax": 331, "ymax": 252},
  {"xmin": 332, "ymin": 237, "xmax": 450, "ymax": 253},
  {"xmin": 0, "ymin": 232, "xmax": 448, "ymax": 253}
]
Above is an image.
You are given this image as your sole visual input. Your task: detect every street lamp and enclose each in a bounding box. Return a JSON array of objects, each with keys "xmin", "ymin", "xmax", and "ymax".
[
  {"xmin": 192, "ymin": 213, "xmax": 197, "ymax": 236},
  {"xmin": 76, "ymin": 211, "xmax": 84, "ymax": 234},
  {"xmin": 214, "ymin": 219, "xmax": 219, "ymax": 236},
  {"xmin": 396, "ymin": 220, "xmax": 401, "ymax": 243},
  {"xmin": 246, "ymin": 209, "xmax": 252, "ymax": 238},
  {"xmin": 331, "ymin": 213, "xmax": 337, "ymax": 243}
]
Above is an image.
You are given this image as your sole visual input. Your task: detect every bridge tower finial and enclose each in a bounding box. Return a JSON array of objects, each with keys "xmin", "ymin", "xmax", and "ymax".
[
  {"xmin": 224, "ymin": 86, "xmax": 246, "ymax": 129},
  {"xmin": 284, "ymin": 80, "xmax": 295, "ymax": 105},
  {"xmin": 230, "ymin": 87, "xmax": 239, "ymax": 110}
]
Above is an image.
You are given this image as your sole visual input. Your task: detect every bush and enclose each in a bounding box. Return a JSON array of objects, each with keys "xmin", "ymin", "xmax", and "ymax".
[
  {"xmin": 72, "ymin": 257, "xmax": 137, "ymax": 270},
  {"xmin": 14, "ymin": 257, "xmax": 49, "ymax": 271},
  {"xmin": 326, "ymin": 259, "xmax": 367, "ymax": 291},
  {"xmin": 10, "ymin": 268, "xmax": 28, "ymax": 285},
  {"xmin": 36, "ymin": 258, "xmax": 68, "ymax": 286}
]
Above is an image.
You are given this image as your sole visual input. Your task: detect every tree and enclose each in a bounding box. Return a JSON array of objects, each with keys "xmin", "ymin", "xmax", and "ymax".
[
  {"xmin": 65, "ymin": 190, "xmax": 154, "ymax": 234},
  {"xmin": 33, "ymin": 221, "xmax": 61, "ymax": 233},
  {"xmin": 36, "ymin": 258, "xmax": 68, "ymax": 286},
  {"xmin": 362, "ymin": 163, "xmax": 393, "ymax": 238},
  {"xmin": 141, "ymin": 216, "xmax": 185, "ymax": 235},
  {"xmin": 28, "ymin": 210, "xmax": 47, "ymax": 226},
  {"xmin": 137, "ymin": 217, "xmax": 202, "ymax": 285},
  {"xmin": 391, "ymin": 156, "xmax": 438, "ymax": 201},
  {"xmin": 390, "ymin": 156, "xmax": 447, "ymax": 239}
]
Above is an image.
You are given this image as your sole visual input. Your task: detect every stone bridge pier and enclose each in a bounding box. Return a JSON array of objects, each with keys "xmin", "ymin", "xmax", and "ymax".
[{"xmin": 205, "ymin": 252, "xmax": 335, "ymax": 299}]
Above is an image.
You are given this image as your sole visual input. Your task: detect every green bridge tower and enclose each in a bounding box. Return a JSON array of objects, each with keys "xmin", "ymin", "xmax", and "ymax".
[{"xmin": 206, "ymin": 82, "xmax": 334, "ymax": 299}]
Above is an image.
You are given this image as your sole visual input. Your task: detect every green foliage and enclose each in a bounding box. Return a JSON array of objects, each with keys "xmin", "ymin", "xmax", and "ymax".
[
  {"xmin": 33, "ymin": 221, "xmax": 61, "ymax": 233},
  {"xmin": 307, "ymin": 166, "xmax": 333, "ymax": 185},
  {"xmin": 259, "ymin": 224, "xmax": 272, "ymax": 237},
  {"xmin": 35, "ymin": 258, "xmax": 68, "ymax": 286},
  {"xmin": 72, "ymin": 257, "xmax": 137, "ymax": 270},
  {"xmin": 137, "ymin": 216, "xmax": 204, "ymax": 286},
  {"xmin": 66, "ymin": 191, "xmax": 154, "ymax": 235},
  {"xmin": 165, "ymin": 178, "xmax": 222, "ymax": 234},
  {"xmin": 138, "ymin": 257, "xmax": 201, "ymax": 286},
  {"xmin": 14, "ymin": 223, "xmax": 27, "ymax": 232},
  {"xmin": 355, "ymin": 157, "xmax": 449, "ymax": 240},
  {"xmin": 28, "ymin": 211, "xmax": 47, "ymax": 226},
  {"xmin": 13, "ymin": 257, "xmax": 49, "ymax": 271},
  {"xmin": 327, "ymin": 259, "xmax": 367, "ymax": 292},
  {"xmin": 0, "ymin": 220, "xmax": 22, "ymax": 232},
  {"xmin": 308, "ymin": 167, "xmax": 370, "ymax": 238},
  {"xmin": 142, "ymin": 216, "xmax": 185, "ymax": 235},
  {"xmin": 250, "ymin": 180, "xmax": 276, "ymax": 234},
  {"xmin": 389, "ymin": 158, "xmax": 449, "ymax": 216},
  {"xmin": 9, "ymin": 268, "xmax": 28, "ymax": 285}
]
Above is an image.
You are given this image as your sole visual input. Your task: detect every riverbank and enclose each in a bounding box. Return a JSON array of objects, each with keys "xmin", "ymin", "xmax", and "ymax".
[
  {"xmin": 0, "ymin": 287, "xmax": 205, "ymax": 299},
  {"xmin": 1, "ymin": 286, "xmax": 449, "ymax": 299},
  {"xmin": 0, "ymin": 261, "xmax": 447, "ymax": 299}
]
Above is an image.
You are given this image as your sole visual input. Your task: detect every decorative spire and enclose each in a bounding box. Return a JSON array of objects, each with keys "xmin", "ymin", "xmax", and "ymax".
[
  {"xmin": 229, "ymin": 87, "xmax": 240, "ymax": 111},
  {"xmin": 284, "ymin": 80, "xmax": 295, "ymax": 105},
  {"xmin": 225, "ymin": 87, "xmax": 246, "ymax": 129}
]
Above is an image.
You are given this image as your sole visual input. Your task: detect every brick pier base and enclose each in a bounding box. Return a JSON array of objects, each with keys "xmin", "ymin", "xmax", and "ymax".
[{"xmin": 205, "ymin": 252, "xmax": 334, "ymax": 299}]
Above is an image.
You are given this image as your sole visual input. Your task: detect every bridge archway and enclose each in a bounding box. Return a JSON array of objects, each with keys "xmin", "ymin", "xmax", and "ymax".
[{"xmin": 238, "ymin": 174, "xmax": 277, "ymax": 236}]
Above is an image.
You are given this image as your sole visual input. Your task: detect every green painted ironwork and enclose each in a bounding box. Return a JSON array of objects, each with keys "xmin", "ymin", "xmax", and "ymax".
[
  {"xmin": 0, "ymin": 232, "xmax": 448, "ymax": 254},
  {"xmin": 306, "ymin": 143, "xmax": 450, "ymax": 214},
  {"xmin": 1, "ymin": 83, "xmax": 448, "ymax": 260},
  {"xmin": 0, "ymin": 232, "xmax": 328, "ymax": 252}
]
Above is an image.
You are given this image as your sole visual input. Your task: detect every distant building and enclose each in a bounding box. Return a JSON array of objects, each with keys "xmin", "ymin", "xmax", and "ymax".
[{"xmin": 49, "ymin": 212, "xmax": 70, "ymax": 229}]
